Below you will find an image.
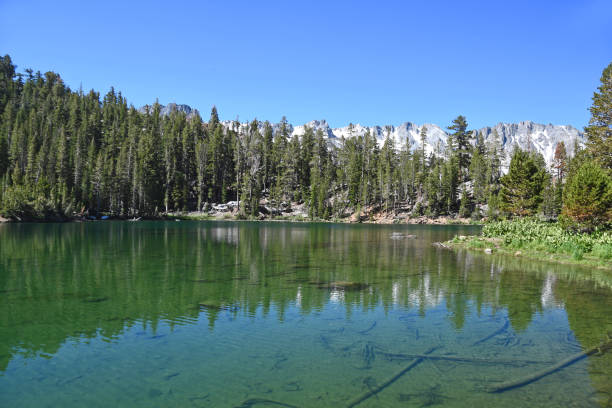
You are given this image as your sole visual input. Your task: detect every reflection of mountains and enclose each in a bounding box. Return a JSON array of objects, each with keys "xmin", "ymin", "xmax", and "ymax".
[{"xmin": 1, "ymin": 222, "xmax": 611, "ymax": 383}]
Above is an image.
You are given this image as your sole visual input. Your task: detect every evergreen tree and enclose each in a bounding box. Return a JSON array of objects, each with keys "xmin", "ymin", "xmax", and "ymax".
[
  {"xmin": 0, "ymin": 55, "xmax": 17, "ymax": 113},
  {"xmin": 561, "ymin": 159, "xmax": 612, "ymax": 231},
  {"xmin": 419, "ymin": 125, "xmax": 427, "ymax": 173},
  {"xmin": 447, "ymin": 116, "xmax": 471, "ymax": 181},
  {"xmin": 539, "ymin": 175, "xmax": 558, "ymax": 219},
  {"xmin": 0, "ymin": 131, "xmax": 8, "ymax": 177},
  {"xmin": 262, "ymin": 121, "xmax": 274, "ymax": 193},
  {"xmin": 469, "ymin": 132, "xmax": 487, "ymax": 206},
  {"xmin": 458, "ymin": 185, "xmax": 472, "ymax": 218},
  {"xmin": 282, "ymin": 134, "xmax": 301, "ymax": 203},
  {"xmin": 485, "ymin": 130, "xmax": 502, "ymax": 199},
  {"xmin": 195, "ymin": 132, "xmax": 208, "ymax": 211},
  {"xmin": 137, "ymin": 102, "xmax": 164, "ymax": 213},
  {"xmin": 552, "ymin": 141, "xmax": 568, "ymax": 183},
  {"xmin": 309, "ymin": 129, "xmax": 330, "ymax": 218},
  {"xmin": 270, "ymin": 116, "xmax": 289, "ymax": 208},
  {"xmin": 208, "ymin": 106, "xmax": 220, "ymax": 134},
  {"xmin": 585, "ymin": 61, "xmax": 612, "ymax": 169},
  {"xmin": 499, "ymin": 148, "xmax": 547, "ymax": 217},
  {"xmin": 441, "ymin": 133, "xmax": 460, "ymax": 214},
  {"xmin": 379, "ymin": 131, "xmax": 396, "ymax": 212},
  {"xmin": 550, "ymin": 141, "xmax": 568, "ymax": 216},
  {"xmin": 299, "ymin": 125, "xmax": 315, "ymax": 199}
]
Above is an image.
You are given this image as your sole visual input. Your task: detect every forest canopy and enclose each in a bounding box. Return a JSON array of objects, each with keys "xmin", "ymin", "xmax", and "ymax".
[{"xmin": 0, "ymin": 55, "xmax": 610, "ymax": 229}]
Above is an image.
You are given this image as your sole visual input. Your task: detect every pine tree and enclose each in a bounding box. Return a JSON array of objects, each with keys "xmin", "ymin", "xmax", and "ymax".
[
  {"xmin": 0, "ymin": 55, "xmax": 16, "ymax": 114},
  {"xmin": 550, "ymin": 141, "xmax": 568, "ymax": 215},
  {"xmin": 208, "ymin": 125, "xmax": 225, "ymax": 202},
  {"xmin": 441, "ymin": 133, "xmax": 460, "ymax": 214},
  {"xmin": 499, "ymin": 148, "xmax": 547, "ymax": 217},
  {"xmin": 469, "ymin": 133, "xmax": 487, "ymax": 206},
  {"xmin": 447, "ymin": 116, "xmax": 472, "ymax": 181},
  {"xmin": 561, "ymin": 159, "xmax": 612, "ymax": 231},
  {"xmin": 0, "ymin": 131, "xmax": 8, "ymax": 177},
  {"xmin": 244, "ymin": 119, "xmax": 263, "ymax": 215},
  {"xmin": 425, "ymin": 157, "xmax": 442, "ymax": 216},
  {"xmin": 208, "ymin": 105, "xmax": 220, "ymax": 134},
  {"xmin": 299, "ymin": 125, "xmax": 315, "ymax": 199},
  {"xmin": 540, "ymin": 176, "xmax": 558, "ymax": 219},
  {"xmin": 379, "ymin": 130, "xmax": 396, "ymax": 212},
  {"xmin": 398, "ymin": 136, "xmax": 412, "ymax": 206},
  {"xmin": 458, "ymin": 185, "xmax": 472, "ymax": 218},
  {"xmin": 195, "ymin": 134, "xmax": 208, "ymax": 211},
  {"xmin": 361, "ymin": 129, "xmax": 378, "ymax": 215},
  {"xmin": 485, "ymin": 129, "xmax": 502, "ymax": 197},
  {"xmin": 282, "ymin": 134, "xmax": 301, "ymax": 203},
  {"xmin": 585, "ymin": 61, "xmax": 612, "ymax": 169},
  {"xmin": 137, "ymin": 102, "xmax": 163, "ymax": 213},
  {"xmin": 552, "ymin": 142, "xmax": 568, "ymax": 183},
  {"xmin": 419, "ymin": 125, "xmax": 427, "ymax": 173},
  {"xmin": 309, "ymin": 129, "xmax": 329, "ymax": 218},
  {"xmin": 345, "ymin": 136, "xmax": 362, "ymax": 209},
  {"xmin": 270, "ymin": 116, "xmax": 289, "ymax": 208},
  {"xmin": 262, "ymin": 121, "xmax": 274, "ymax": 193}
]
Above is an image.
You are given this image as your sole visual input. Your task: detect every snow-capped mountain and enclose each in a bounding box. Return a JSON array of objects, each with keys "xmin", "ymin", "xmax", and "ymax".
[
  {"xmin": 478, "ymin": 121, "xmax": 583, "ymax": 167},
  {"xmin": 220, "ymin": 119, "xmax": 583, "ymax": 169},
  {"xmin": 150, "ymin": 104, "xmax": 584, "ymax": 169}
]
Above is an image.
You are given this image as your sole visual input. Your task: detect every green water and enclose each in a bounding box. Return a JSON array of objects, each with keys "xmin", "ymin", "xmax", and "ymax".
[{"xmin": 1, "ymin": 221, "xmax": 611, "ymax": 407}]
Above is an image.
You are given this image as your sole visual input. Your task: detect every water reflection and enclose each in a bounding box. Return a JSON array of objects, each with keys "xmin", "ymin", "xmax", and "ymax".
[{"xmin": 0, "ymin": 221, "xmax": 611, "ymax": 406}]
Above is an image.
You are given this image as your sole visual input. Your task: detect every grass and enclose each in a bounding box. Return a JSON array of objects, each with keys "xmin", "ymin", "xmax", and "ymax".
[{"xmin": 448, "ymin": 219, "xmax": 612, "ymax": 269}]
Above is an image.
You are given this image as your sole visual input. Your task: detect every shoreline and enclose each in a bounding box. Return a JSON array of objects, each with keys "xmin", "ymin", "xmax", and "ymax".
[
  {"xmin": 0, "ymin": 212, "xmax": 479, "ymax": 226},
  {"xmin": 445, "ymin": 235, "xmax": 612, "ymax": 272}
]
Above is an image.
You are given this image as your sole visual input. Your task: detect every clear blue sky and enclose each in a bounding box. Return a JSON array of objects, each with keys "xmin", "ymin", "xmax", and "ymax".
[{"xmin": 1, "ymin": 0, "xmax": 610, "ymax": 129}]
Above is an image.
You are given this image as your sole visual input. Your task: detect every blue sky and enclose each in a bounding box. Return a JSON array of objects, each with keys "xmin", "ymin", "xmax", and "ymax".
[{"xmin": 1, "ymin": 0, "xmax": 610, "ymax": 129}]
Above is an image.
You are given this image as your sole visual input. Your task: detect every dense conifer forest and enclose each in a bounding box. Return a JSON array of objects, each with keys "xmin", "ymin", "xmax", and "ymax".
[{"xmin": 0, "ymin": 55, "xmax": 610, "ymax": 229}]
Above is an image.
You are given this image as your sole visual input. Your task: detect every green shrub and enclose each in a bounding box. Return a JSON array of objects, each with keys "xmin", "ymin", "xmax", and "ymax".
[
  {"xmin": 572, "ymin": 249, "xmax": 584, "ymax": 260},
  {"xmin": 592, "ymin": 244, "xmax": 612, "ymax": 260},
  {"xmin": 467, "ymin": 238, "xmax": 486, "ymax": 249},
  {"xmin": 482, "ymin": 218, "xmax": 612, "ymax": 261}
]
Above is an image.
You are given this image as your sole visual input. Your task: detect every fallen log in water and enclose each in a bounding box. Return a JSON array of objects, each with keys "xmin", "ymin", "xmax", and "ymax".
[
  {"xmin": 472, "ymin": 319, "xmax": 510, "ymax": 346},
  {"xmin": 346, "ymin": 346, "xmax": 439, "ymax": 408},
  {"xmin": 358, "ymin": 321, "xmax": 377, "ymax": 335},
  {"xmin": 234, "ymin": 397, "xmax": 299, "ymax": 408},
  {"xmin": 379, "ymin": 352, "xmax": 552, "ymax": 367},
  {"xmin": 488, "ymin": 335, "xmax": 612, "ymax": 393}
]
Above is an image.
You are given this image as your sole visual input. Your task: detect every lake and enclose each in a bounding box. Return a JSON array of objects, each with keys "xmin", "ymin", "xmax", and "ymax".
[{"xmin": 1, "ymin": 221, "xmax": 611, "ymax": 407}]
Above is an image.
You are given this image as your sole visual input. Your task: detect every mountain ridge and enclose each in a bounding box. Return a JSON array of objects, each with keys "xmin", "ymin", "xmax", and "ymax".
[
  {"xmin": 145, "ymin": 103, "xmax": 584, "ymax": 168},
  {"xmin": 225, "ymin": 118, "xmax": 584, "ymax": 168}
]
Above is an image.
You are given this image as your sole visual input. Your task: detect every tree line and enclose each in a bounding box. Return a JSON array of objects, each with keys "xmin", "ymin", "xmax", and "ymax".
[{"xmin": 0, "ymin": 54, "xmax": 610, "ymax": 230}]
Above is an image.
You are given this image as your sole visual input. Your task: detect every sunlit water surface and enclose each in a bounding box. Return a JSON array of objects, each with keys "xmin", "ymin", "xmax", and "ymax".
[{"xmin": 1, "ymin": 221, "xmax": 611, "ymax": 407}]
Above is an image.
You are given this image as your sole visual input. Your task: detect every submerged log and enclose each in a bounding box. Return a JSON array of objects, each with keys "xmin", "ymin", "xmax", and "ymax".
[
  {"xmin": 234, "ymin": 398, "xmax": 299, "ymax": 408},
  {"xmin": 358, "ymin": 321, "xmax": 377, "ymax": 335},
  {"xmin": 379, "ymin": 351, "xmax": 552, "ymax": 367},
  {"xmin": 488, "ymin": 335, "xmax": 612, "ymax": 393},
  {"xmin": 472, "ymin": 319, "xmax": 510, "ymax": 346},
  {"xmin": 346, "ymin": 346, "xmax": 438, "ymax": 408},
  {"xmin": 82, "ymin": 296, "xmax": 109, "ymax": 303}
]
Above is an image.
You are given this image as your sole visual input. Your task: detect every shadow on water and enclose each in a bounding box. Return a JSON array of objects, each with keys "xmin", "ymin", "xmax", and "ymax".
[{"xmin": 0, "ymin": 221, "xmax": 611, "ymax": 407}]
